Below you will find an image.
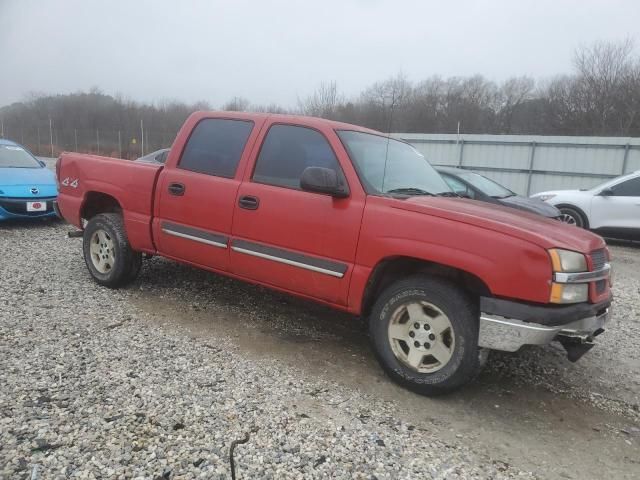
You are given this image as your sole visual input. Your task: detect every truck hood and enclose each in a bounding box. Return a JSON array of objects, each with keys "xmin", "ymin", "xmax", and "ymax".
[{"xmin": 396, "ymin": 196, "xmax": 604, "ymax": 253}]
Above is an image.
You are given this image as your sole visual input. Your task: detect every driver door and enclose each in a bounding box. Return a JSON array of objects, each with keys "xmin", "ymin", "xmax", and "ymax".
[{"xmin": 230, "ymin": 122, "xmax": 365, "ymax": 306}]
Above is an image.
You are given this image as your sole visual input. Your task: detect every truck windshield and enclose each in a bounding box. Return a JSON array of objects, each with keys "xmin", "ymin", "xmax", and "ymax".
[
  {"xmin": 337, "ymin": 130, "xmax": 452, "ymax": 196},
  {"xmin": 0, "ymin": 145, "xmax": 42, "ymax": 168}
]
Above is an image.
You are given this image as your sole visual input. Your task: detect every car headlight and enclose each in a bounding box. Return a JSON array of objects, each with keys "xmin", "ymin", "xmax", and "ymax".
[
  {"xmin": 537, "ymin": 194, "xmax": 556, "ymax": 202},
  {"xmin": 549, "ymin": 248, "xmax": 587, "ymax": 273},
  {"xmin": 548, "ymin": 249, "xmax": 589, "ymax": 304}
]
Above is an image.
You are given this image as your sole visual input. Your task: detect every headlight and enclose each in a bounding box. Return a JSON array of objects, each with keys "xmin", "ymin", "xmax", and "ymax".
[
  {"xmin": 548, "ymin": 249, "xmax": 587, "ymax": 273},
  {"xmin": 548, "ymin": 249, "xmax": 589, "ymax": 303},
  {"xmin": 537, "ymin": 194, "xmax": 556, "ymax": 202}
]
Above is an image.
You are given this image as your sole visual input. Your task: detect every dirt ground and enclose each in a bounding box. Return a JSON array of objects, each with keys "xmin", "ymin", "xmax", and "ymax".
[{"xmin": 130, "ymin": 241, "xmax": 640, "ymax": 479}]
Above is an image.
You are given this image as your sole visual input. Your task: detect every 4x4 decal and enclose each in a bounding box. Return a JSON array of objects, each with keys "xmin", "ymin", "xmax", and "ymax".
[{"xmin": 61, "ymin": 177, "xmax": 79, "ymax": 188}]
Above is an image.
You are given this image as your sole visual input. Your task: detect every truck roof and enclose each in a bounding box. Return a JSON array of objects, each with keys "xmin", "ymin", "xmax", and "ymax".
[
  {"xmin": 0, "ymin": 138, "xmax": 18, "ymax": 146},
  {"xmin": 194, "ymin": 110, "xmax": 383, "ymax": 136}
]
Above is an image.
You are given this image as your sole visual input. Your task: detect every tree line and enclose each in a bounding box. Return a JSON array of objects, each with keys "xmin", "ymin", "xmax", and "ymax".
[{"xmin": 1, "ymin": 40, "xmax": 638, "ymax": 158}]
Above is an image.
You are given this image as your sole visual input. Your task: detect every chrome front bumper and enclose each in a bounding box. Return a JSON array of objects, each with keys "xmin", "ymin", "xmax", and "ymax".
[{"xmin": 478, "ymin": 308, "xmax": 610, "ymax": 353}]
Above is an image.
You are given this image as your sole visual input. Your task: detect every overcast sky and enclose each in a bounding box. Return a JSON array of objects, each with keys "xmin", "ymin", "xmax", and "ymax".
[{"xmin": 1, "ymin": 0, "xmax": 638, "ymax": 108}]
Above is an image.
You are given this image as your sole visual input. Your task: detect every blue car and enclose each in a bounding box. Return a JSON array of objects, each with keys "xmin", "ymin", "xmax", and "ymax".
[{"xmin": 0, "ymin": 139, "xmax": 58, "ymax": 220}]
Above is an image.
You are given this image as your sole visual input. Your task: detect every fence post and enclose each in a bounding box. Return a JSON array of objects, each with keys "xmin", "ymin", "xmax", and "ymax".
[
  {"xmin": 118, "ymin": 130, "xmax": 122, "ymax": 158},
  {"xmin": 96, "ymin": 129, "xmax": 100, "ymax": 154},
  {"xmin": 526, "ymin": 141, "xmax": 537, "ymax": 196},
  {"xmin": 74, "ymin": 129, "xmax": 78, "ymax": 152},
  {"xmin": 457, "ymin": 139, "xmax": 465, "ymax": 166},
  {"xmin": 621, "ymin": 144, "xmax": 630, "ymax": 175},
  {"xmin": 49, "ymin": 117, "xmax": 54, "ymax": 158},
  {"xmin": 37, "ymin": 127, "xmax": 41, "ymax": 155}
]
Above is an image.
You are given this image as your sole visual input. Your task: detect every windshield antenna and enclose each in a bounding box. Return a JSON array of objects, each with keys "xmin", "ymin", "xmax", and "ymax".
[{"xmin": 381, "ymin": 89, "xmax": 396, "ymax": 193}]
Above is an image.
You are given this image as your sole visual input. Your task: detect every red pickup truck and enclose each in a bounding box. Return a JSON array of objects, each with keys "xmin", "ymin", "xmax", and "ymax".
[{"xmin": 56, "ymin": 111, "xmax": 613, "ymax": 395}]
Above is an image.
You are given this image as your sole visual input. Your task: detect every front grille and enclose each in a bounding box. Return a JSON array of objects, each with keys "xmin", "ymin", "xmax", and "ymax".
[
  {"xmin": 591, "ymin": 249, "xmax": 606, "ymax": 271},
  {"xmin": 590, "ymin": 249, "xmax": 608, "ymax": 295},
  {"xmin": 0, "ymin": 197, "xmax": 55, "ymax": 216}
]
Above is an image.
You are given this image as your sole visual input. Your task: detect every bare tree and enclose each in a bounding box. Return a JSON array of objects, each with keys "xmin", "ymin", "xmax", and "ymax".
[
  {"xmin": 298, "ymin": 81, "xmax": 344, "ymax": 119},
  {"xmin": 223, "ymin": 96, "xmax": 250, "ymax": 112},
  {"xmin": 497, "ymin": 76, "xmax": 535, "ymax": 133},
  {"xmin": 573, "ymin": 39, "xmax": 640, "ymax": 134}
]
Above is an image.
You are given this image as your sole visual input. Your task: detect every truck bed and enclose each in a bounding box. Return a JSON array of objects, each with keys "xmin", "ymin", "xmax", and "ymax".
[{"xmin": 56, "ymin": 153, "xmax": 163, "ymax": 252}]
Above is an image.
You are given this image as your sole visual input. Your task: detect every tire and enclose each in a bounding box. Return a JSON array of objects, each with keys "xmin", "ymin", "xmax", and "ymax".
[
  {"xmin": 558, "ymin": 206, "xmax": 587, "ymax": 228},
  {"xmin": 369, "ymin": 275, "xmax": 482, "ymax": 396},
  {"xmin": 82, "ymin": 213, "xmax": 142, "ymax": 288}
]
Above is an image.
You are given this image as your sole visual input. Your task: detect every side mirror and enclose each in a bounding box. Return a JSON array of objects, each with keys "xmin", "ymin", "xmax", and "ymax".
[
  {"xmin": 600, "ymin": 187, "xmax": 614, "ymax": 196},
  {"xmin": 300, "ymin": 167, "xmax": 349, "ymax": 198},
  {"xmin": 38, "ymin": 160, "xmax": 46, "ymax": 167}
]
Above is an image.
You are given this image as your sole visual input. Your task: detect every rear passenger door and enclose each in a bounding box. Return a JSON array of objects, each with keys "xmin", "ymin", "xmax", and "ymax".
[
  {"xmin": 153, "ymin": 117, "xmax": 260, "ymax": 272},
  {"xmin": 230, "ymin": 123, "xmax": 365, "ymax": 306}
]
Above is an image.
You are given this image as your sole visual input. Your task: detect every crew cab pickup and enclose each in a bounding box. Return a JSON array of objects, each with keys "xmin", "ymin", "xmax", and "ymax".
[{"xmin": 56, "ymin": 111, "xmax": 613, "ymax": 395}]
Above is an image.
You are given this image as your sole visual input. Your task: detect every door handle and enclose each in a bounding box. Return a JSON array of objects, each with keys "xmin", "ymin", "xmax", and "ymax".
[
  {"xmin": 238, "ymin": 195, "xmax": 259, "ymax": 210},
  {"xmin": 168, "ymin": 182, "xmax": 185, "ymax": 196}
]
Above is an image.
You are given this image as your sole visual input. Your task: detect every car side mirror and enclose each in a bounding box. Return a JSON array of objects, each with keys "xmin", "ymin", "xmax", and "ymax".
[
  {"xmin": 300, "ymin": 167, "xmax": 349, "ymax": 198},
  {"xmin": 38, "ymin": 160, "xmax": 46, "ymax": 167},
  {"xmin": 600, "ymin": 187, "xmax": 614, "ymax": 196}
]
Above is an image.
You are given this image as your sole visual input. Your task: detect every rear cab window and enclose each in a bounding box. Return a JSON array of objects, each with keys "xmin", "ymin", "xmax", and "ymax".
[{"xmin": 178, "ymin": 118, "xmax": 254, "ymax": 178}]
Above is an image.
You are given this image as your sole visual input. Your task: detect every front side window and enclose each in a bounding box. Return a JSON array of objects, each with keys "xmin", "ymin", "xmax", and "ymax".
[
  {"xmin": 253, "ymin": 124, "xmax": 341, "ymax": 189},
  {"xmin": 337, "ymin": 130, "xmax": 451, "ymax": 196},
  {"xmin": 0, "ymin": 144, "xmax": 41, "ymax": 168},
  {"xmin": 178, "ymin": 119, "xmax": 253, "ymax": 178},
  {"xmin": 611, "ymin": 176, "xmax": 640, "ymax": 196}
]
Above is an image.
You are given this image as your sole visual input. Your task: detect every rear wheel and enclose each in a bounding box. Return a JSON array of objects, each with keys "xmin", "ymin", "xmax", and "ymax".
[
  {"xmin": 83, "ymin": 213, "xmax": 142, "ymax": 288},
  {"xmin": 369, "ymin": 276, "xmax": 483, "ymax": 395},
  {"xmin": 558, "ymin": 207, "xmax": 586, "ymax": 228}
]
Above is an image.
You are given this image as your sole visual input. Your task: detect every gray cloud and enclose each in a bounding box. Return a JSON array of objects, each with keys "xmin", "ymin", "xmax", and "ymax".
[{"xmin": 0, "ymin": 0, "xmax": 638, "ymax": 108}]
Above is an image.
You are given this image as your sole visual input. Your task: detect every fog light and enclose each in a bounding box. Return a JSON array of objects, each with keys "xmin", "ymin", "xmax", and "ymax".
[{"xmin": 550, "ymin": 283, "xmax": 589, "ymax": 304}]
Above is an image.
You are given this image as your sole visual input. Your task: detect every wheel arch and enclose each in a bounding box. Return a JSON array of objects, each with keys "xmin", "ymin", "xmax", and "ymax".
[
  {"xmin": 360, "ymin": 256, "xmax": 492, "ymax": 318},
  {"xmin": 81, "ymin": 191, "xmax": 123, "ymax": 221},
  {"xmin": 555, "ymin": 203, "xmax": 590, "ymax": 228}
]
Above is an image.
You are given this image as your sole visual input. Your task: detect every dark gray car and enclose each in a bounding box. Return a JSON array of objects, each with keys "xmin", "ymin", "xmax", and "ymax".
[
  {"xmin": 135, "ymin": 148, "xmax": 169, "ymax": 165},
  {"xmin": 436, "ymin": 166, "xmax": 561, "ymax": 219}
]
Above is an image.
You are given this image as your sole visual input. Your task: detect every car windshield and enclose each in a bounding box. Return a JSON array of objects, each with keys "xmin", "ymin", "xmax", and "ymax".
[
  {"xmin": 456, "ymin": 171, "xmax": 514, "ymax": 198},
  {"xmin": 337, "ymin": 130, "xmax": 452, "ymax": 196},
  {"xmin": 0, "ymin": 144, "xmax": 42, "ymax": 168}
]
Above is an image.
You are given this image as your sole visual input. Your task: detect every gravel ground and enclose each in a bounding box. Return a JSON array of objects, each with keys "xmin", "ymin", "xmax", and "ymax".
[{"xmin": 1, "ymin": 220, "xmax": 639, "ymax": 479}]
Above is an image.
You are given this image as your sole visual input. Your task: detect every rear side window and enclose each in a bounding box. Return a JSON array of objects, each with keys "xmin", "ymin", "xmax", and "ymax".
[
  {"xmin": 178, "ymin": 119, "xmax": 253, "ymax": 178},
  {"xmin": 611, "ymin": 176, "xmax": 640, "ymax": 196},
  {"xmin": 252, "ymin": 124, "xmax": 340, "ymax": 189}
]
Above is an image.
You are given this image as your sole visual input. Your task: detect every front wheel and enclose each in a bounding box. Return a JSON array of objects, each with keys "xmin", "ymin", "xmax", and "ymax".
[
  {"xmin": 369, "ymin": 276, "xmax": 483, "ymax": 395},
  {"xmin": 83, "ymin": 213, "xmax": 142, "ymax": 288},
  {"xmin": 558, "ymin": 207, "xmax": 586, "ymax": 228}
]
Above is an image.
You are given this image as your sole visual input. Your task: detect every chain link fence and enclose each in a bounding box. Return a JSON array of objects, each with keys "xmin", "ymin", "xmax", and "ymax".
[{"xmin": 0, "ymin": 123, "xmax": 177, "ymax": 160}]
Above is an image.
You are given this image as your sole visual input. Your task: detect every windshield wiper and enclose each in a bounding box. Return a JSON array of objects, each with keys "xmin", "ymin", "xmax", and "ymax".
[
  {"xmin": 386, "ymin": 187, "xmax": 435, "ymax": 196},
  {"xmin": 436, "ymin": 191, "xmax": 460, "ymax": 197},
  {"xmin": 491, "ymin": 193, "xmax": 516, "ymax": 199}
]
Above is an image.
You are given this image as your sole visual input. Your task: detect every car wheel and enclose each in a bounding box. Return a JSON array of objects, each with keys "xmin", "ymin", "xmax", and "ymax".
[
  {"xmin": 83, "ymin": 213, "xmax": 142, "ymax": 288},
  {"xmin": 558, "ymin": 207, "xmax": 586, "ymax": 228},
  {"xmin": 369, "ymin": 275, "xmax": 483, "ymax": 396}
]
